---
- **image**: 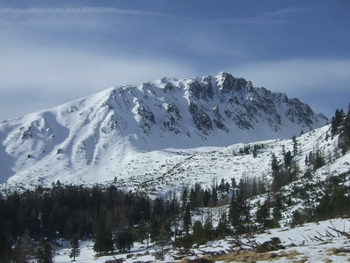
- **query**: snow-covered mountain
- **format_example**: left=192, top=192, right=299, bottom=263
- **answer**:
left=0, top=72, right=327, bottom=186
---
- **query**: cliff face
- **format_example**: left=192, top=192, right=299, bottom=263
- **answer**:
left=97, top=72, right=327, bottom=146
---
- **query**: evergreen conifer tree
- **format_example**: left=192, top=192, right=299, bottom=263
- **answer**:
left=292, top=136, right=298, bottom=156
left=0, top=230, right=12, bottom=263
left=69, top=235, right=80, bottom=261
left=36, top=240, right=54, bottom=263
left=229, top=190, right=244, bottom=234
left=93, top=209, right=114, bottom=255
left=203, top=215, right=214, bottom=241
left=331, top=109, right=344, bottom=135
left=183, top=204, right=191, bottom=235
left=14, top=230, right=32, bottom=263
left=210, top=187, right=218, bottom=207
left=156, top=222, right=170, bottom=252
left=181, top=188, right=188, bottom=211
left=216, top=213, right=230, bottom=237
left=115, top=230, right=134, bottom=253
left=192, top=220, right=205, bottom=244
left=284, top=151, right=293, bottom=168
left=256, top=201, right=271, bottom=229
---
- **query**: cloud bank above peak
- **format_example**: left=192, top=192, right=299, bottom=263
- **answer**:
left=0, top=42, right=198, bottom=119
left=230, top=58, right=350, bottom=117
left=0, top=1, right=349, bottom=120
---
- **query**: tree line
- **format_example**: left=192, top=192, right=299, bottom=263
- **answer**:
left=0, top=174, right=272, bottom=262
left=0, top=184, right=151, bottom=261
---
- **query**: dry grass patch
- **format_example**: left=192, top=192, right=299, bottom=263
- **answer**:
left=178, top=248, right=302, bottom=262
left=214, top=249, right=300, bottom=262
left=279, top=250, right=299, bottom=260
left=179, top=257, right=215, bottom=263
left=292, top=257, right=308, bottom=263
left=327, top=247, right=350, bottom=256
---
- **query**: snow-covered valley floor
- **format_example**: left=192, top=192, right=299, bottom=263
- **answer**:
left=54, top=218, right=350, bottom=263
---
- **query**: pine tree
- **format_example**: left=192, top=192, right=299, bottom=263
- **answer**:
left=134, top=222, right=148, bottom=244
left=253, top=144, right=259, bottom=158
left=314, top=148, right=325, bottom=171
left=271, top=194, right=283, bottom=226
left=14, top=230, right=33, bottom=263
left=93, top=208, right=114, bottom=255
left=0, top=229, right=12, bottom=263
left=156, top=222, right=170, bottom=252
left=229, top=187, right=245, bottom=234
left=272, top=206, right=282, bottom=227
left=115, top=230, right=134, bottom=253
left=192, top=220, right=205, bottom=244
left=231, top=177, right=237, bottom=188
left=271, top=154, right=278, bottom=171
left=210, top=186, right=218, bottom=207
left=203, top=215, right=214, bottom=241
left=284, top=151, right=292, bottom=168
left=69, top=235, right=80, bottom=261
left=189, top=187, right=197, bottom=208
left=183, top=204, right=191, bottom=235
left=36, top=240, right=54, bottom=263
left=251, top=177, right=258, bottom=196
left=152, top=198, right=164, bottom=218
left=149, top=216, right=161, bottom=242
left=331, top=109, right=344, bottom=135
left=203, top=189, right=210, bottom=207
left=339, top=109, right=350, bottom=153
left=256, top=201, right=271, bottom=229
left=181, top=188, right=188, bottom=211
left=292, top=135, right=298, bottom=156
left=216, top=212, right=230, bottom=237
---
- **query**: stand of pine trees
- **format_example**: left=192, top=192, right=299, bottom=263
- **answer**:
left=0, top=178, right=242, bottom=260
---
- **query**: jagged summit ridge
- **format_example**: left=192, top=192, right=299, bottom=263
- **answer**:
left=0, top=72, right=327, bottom=184
left=100, top=72, right=326, bottom=141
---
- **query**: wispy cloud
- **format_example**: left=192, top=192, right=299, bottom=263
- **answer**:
left=230, top=58, right=350, bottom=91
left=0, top=6, right=306, bottom=27
left=0, top=7, right=175, bottom=17
left=0, top=7, right=177, bottom=26
left=200, top=7, right=307, bottom=25
left=0, top=42, right=198, bottom=120
left=264, top=7, right=306, bottom=17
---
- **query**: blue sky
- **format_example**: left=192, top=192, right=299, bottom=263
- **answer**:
left=0, top=0, right=349, bottom=120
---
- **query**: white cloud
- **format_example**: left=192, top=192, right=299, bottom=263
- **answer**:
left=0, top=6, right=193, bottom=120
left=229, top=58, right=350, bottom=93
left=200, top=7, right=307, bottom=25
left=0, top=7, right=177, bottom=26
left=7, top=49, right=194, bottom=88
left=264, top=7, right=306, bottom=17
left=0, top=7, right=175, bottom=17
left=0, top=44, right=197, bottom=120
left=227, top=58, right=350, bottom=117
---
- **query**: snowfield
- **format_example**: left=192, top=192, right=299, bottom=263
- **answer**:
left=0, top=73, right=327, bottom=188
left=1, top=123, right=349, bottom=203
left=53, top=218, right=350, bottom=263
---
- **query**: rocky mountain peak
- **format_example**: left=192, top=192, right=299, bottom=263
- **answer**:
left=0, top=73, right=328, bottom=184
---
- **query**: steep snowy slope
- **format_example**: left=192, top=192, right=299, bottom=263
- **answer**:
left=0, top=72, right=327, bottom=186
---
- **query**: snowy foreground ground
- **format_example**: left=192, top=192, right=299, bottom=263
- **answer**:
left=55, top=218, right=350, bottom=263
